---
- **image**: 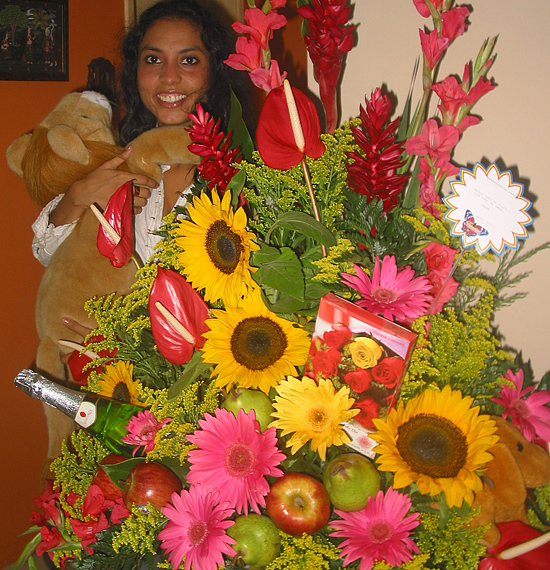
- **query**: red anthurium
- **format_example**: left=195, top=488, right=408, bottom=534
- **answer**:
left=478, top=522, right=550, bottom=570
left=96, top=180, right=133, bottom=268
left=67, top=334, right=117, bottom=386
left=149, top=267, right=210, bottom=365
left=256, top=83, right=325, bottom=170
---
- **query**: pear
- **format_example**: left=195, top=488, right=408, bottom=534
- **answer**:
left=227, top=514, right=281, bottom=570
left=221, top=387, right=275, bottom=431
left=323, top=452, right=381, bottom=511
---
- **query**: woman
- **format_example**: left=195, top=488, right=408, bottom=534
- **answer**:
left=32, top=0, right=243, bottom=267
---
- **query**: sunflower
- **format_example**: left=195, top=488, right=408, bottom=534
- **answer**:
left=371, top=385, right=499, bottom=508
left=271, top=376, right=359, bottom=461
left=201, top=293, right=310, bottom=394
left=97, top=361, right=146, bottom=407
left=175, top=189, right=259, bottom=306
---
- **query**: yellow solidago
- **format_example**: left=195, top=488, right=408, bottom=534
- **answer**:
left=373, top=552, right=431, bottom=570
left=415, top=509, right=488, bottom=570
left=311, top=238, right=355, bottom=283
left=266, top=532, right=341, bottom=570
left=528, top=481, right=550, bottom=531
left=137, top=381, right=220, bottom=464
left=112, top=504, right=167, bottom=555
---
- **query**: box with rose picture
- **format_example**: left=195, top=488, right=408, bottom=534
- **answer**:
left=306, top=293, right=418, bottom=457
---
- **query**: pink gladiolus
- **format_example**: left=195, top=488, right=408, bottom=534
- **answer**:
left=224, top=35, right=262, bottom=71
left=441, top=6, right=470, bottom=41
left=492, top=369, right=550, bottom=443
left=468, top=75, right=495, bottom=105
left=405, top=119, right=459, bottom=165
left=420, top=29, right=449, bottom=70
left=232, top=8, right=286, bottom=50
left=256, top=84, right=325, bottom=169
left=149, top=267, right=210, bottom=365
left=413, top=0, right=443, bottom=18
left=249, top=58, right=286, bottom=92
left=97, top=180, right=133, bottom=268
left=432, top=75, right=470, bottom=121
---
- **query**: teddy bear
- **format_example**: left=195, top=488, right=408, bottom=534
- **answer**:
left=471, top=415, right=550, bottom=546
left=7, top=90, right=199, bottom=459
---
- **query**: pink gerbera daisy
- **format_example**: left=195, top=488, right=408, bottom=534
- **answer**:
left=342, top=256, right=431, bottom=324
left=492, top=369, right=550, bottom=442
left=330, top=487, right=420, bottom=570
left=159, top=484, right=235, bottom=570
left=122, top=410, right=171, bottom=456
left=187, top=408, right=285, bottom=514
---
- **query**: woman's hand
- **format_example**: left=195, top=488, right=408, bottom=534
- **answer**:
left=49, top=147, right=158, bottom=226
left=59, top=317, right=93, bottom=364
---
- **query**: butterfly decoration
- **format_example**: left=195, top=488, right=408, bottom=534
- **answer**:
left=462, top=210, right=489, bottom=238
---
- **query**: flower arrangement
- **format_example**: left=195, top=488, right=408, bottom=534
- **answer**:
left=17, top=1, right=550, bottom=570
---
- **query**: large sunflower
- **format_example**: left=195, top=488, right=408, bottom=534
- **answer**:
left=371, top=385, right=499, bottom=508
left=201, top=293, right=310, bottom=394
left=97, top=361, right=146, bottom=407
left=271, top=376, right=359, bottom=461
left=175, top=189, right=259, bottom=306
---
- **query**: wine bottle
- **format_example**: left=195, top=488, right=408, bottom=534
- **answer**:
left=15, top=368, right=144, bottom=456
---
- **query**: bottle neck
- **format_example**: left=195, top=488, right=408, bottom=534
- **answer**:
left=14, top=369, right=84, bottom=419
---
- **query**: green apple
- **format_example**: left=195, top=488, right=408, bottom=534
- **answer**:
left=323, top=452, right=381, bottom=511
left=227, top=514, right=281, bottom=570
left=221, top=387, right=275, bottom=431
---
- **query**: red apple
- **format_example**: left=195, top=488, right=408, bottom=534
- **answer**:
left=91, top=453, right=127, bottom=501
left=122, top=462, right=182, bottom=513
left=265, top=472, right=331, bottom=535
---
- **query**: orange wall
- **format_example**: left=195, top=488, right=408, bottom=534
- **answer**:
left=0, top=0, right=125, bottom=565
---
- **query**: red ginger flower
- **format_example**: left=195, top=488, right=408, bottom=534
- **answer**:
left=346, top=89, right=409, bottom=214
left=298, top=0, right=355, bottom=133
left=187, top=104, right=241, bottom=193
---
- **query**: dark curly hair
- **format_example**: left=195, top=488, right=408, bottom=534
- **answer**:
left=118, top=0, right=244, bottom=146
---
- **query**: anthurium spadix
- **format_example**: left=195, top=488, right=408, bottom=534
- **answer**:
left=95, top=180, right=133, bottom=268
left=256, top=80, right=325, bottom=170
left=149, top=267, right=210, bottom=365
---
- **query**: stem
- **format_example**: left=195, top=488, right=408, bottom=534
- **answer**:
left=301, top=158, right=327, bottom=257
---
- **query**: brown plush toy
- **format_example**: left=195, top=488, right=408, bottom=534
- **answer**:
left=471, top=415, right=550, bottom=546
left=6, top=91, right=199, bottom=459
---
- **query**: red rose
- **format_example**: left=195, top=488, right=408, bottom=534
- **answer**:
left=371, top=357, right=405, bottom=389
left=423, top=242, right=457, bottom=275
left=311, top=347, right=341, bottom=377
left=353, top=398, right=381, bottom=430
left=344, top=368, right=373, bottom=394
left=323, top=323, right=352, bottom=350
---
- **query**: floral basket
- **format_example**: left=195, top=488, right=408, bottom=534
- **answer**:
left=17, top=1, right=550, bottom=570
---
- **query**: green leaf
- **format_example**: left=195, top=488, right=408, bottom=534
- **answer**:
left=14, top=533, right=42, bottom=569
left=251, top=242, right=286, bottom=265
left=402, top=158, right=421, bottom=209
left=265, top=211, right=337, bottom=246
left=227, top=168, right=246, bottom=210
left=168, top=350, right=212, bottom=399
left=228, top=89, right=254, bottom=161
left=103, top=457, right=144, bottom=489
left=253, top=247, right=305, bottom=302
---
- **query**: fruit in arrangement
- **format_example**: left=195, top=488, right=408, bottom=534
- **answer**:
left=122, top=462, right=182, bottom=512
left=323, top=452, right=381, bottom=511
left=227, top=513, right=281, bottom=570
left=91, top=453, right=127, bottom=501
left=265, top=472, right=331, bottom=535
left=221, top=387, right=275, bottom=432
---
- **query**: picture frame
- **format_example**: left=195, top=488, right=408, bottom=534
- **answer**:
left=0, top=0, right=68, bottom=81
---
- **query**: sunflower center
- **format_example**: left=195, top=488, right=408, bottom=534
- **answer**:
left=372, top=286, right=398, bottom=304
left=224, top=441, right=257, bottom=478
left=111, top=382, right=131, bottom=402
left=205, top=219, right=243, bottom=274
left=366, top=519, right=393, bottom=544
left=188, top=520, right=209, bottom=546
left=396, top=413, right=467, bottom=478
left=230, top=316, right=288, bottom=371
left=306, top=407, right=332, bottom=432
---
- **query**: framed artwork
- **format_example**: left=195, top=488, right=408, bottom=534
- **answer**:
left=0, top=0, right=68, bottom=81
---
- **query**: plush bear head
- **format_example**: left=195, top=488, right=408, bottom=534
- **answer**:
left=6, top=91, right=121, bottom=207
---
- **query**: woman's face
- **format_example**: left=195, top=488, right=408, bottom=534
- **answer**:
left=137, top=18, right=210, bottom=127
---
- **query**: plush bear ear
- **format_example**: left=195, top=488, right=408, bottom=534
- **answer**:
left=6, top=133, right=32, bottom=177
left=47, top=124, right=90, bottom=164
